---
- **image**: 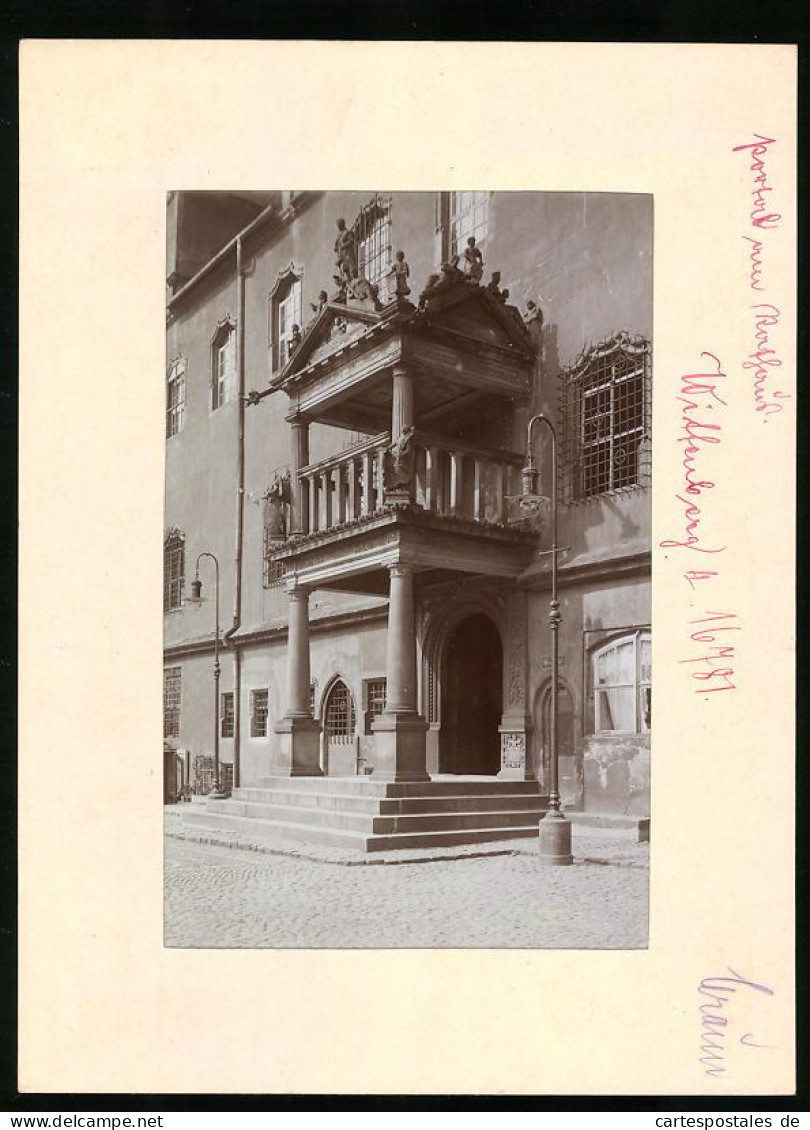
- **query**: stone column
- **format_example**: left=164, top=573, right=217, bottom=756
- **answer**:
left=372, top=563, right=429, bottom=782
left=498, top=586, right=534, bottom=781
left=290, top=419, right=309, bottom=536
left=274, top=582, right=322, bottom=776
left=386, top=363, right=415, bottom=505
left=391, top=364, right=414, bottom=438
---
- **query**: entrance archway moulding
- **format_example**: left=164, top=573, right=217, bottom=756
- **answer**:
left=420, top=588, right=507, bottom=730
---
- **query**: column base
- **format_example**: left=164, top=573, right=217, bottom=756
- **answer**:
left=273, top=716, right=323, bottom=777
left=371, top=713, right=430, bottom=782
left=538, top=810, right=574, bottom=866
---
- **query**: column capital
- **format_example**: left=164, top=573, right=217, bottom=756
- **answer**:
left=290, top=416, right=309, bottom=432
left=391, top=362, right=410, bottom=378
left=285, top=579, right=311, bottom=600
left=388, top=562, right=415, bottom=580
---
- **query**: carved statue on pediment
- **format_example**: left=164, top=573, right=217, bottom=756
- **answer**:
left=461, top=236, right=484, bottom=283
left=485, top=271, right=505, bottom=301
left=310, top=290, right=329, bottom=318
left=385, top=425, right=415, bottom=492
left=346, top=275, right=379, bottom=306
left=418, top=260, right=465, bottom=310
left=387, top=250, right=411, bottom=300
left=524, top=299, right=544, bottom=331
left=334, top=218, right=358, bottom=284
left=289, top=324, right=302, bottom=353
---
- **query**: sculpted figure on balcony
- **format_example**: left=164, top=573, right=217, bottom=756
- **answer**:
left=386, top=425, right=415, bottom=492
left=264, top=473, right=288, bottom=540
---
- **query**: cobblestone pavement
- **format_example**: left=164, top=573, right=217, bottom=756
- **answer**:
left=164, top=827, right=649, bottom=950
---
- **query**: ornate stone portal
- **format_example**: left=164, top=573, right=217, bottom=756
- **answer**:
left=264, top=265, right=539, bottom=782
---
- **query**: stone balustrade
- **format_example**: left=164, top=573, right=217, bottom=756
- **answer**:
left=294, top=430, right=522, bottom=537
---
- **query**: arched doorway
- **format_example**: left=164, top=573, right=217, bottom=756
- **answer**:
left=533, top=681, right=579, bottom=803
left=440, top=613, right=502, bottom=775
left=323, top=678, right=358, bottom=776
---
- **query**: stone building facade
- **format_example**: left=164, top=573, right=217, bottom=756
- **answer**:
left=163, top=190, right=652, bottom=819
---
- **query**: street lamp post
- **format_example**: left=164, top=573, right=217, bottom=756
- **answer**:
left=522, top=414, right=573, bottom=866
left=189, top=552, right=228, bottom=799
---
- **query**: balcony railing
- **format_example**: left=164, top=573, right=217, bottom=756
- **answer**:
left=295, top=431, right=523, bottom=537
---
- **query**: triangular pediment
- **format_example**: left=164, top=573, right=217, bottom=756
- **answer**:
left=418, top=282, right=536, bottom=355
left=274, top=303, right=383, bottom=385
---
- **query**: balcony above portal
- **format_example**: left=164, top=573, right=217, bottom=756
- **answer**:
left=270, top=271, right=538, bottom=433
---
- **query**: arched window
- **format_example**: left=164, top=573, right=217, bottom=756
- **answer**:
left=163, top=529, right=185, bottom=612
left=211, top=319, right=236, bottom=410
left=592, top=631, right=651, bottom=734
left=324, top=679, right=356, bottom=743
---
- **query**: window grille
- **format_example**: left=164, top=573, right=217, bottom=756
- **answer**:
left=192, top=756, right=233, bottom=794
left=356, top=198, right=392, bottom=288
left=324, top=680, right=356, bottom=742
left=163, top=530, right=185, bottom=612
left=363, top=677, right=386, bottom=734
left=221, top=692, right=235, bottom=738
left=250, top=689, right=269, bottom=738
left=592, top=630, right=651, bottom=734
left=166, top=358, right=186, bottom=438
left=163, top=667, right=181, bottom=737
left=560, top=333, right=651, bottom=503
left=449, top=191, right=489, bottom=259
left=211, top=324, right=236, bottom=409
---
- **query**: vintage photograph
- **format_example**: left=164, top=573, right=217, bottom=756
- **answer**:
left=163, top=189, right=653, bottom=949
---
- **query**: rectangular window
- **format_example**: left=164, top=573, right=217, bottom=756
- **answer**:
left=163, top=533, right=185, bottom=612
left=166, top=358, right=186, bottom=438
left=363, top=677, right=387, bottom=735
left=449, top=191, right=489, bottom=259
left=163, top=667, right=181, bottom=738
left=276, top=278, right=302, bottom=369
left=212, top=328, right=236, bottom=409
left=221, top=692, right=235, bottom=738
left=250, top=689, right=269, bottom=738
left=562, top=334, right=651, bottom=502
left=359, top=213, right=392, bottom=288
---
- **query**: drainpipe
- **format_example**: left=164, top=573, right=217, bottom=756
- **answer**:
left=223, top=235, right=246, bottom=789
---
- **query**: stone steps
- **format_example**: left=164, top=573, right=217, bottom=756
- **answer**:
left=232, top=785, right=549, bottom=816
left=255, top=775, right=544, bottom=798
left=205, top=796, right=546, bottom=835
left=183, top=775, right=551, bottom=852
left=184, top=809, right=539, bottom=853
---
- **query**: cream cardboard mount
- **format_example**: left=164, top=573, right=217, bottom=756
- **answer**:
left=17, top=41, right=796, bottom=1095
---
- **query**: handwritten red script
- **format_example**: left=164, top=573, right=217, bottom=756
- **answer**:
left=732, top=134, right=789, bottom=417
left=660, top=352, right=738, bottom=695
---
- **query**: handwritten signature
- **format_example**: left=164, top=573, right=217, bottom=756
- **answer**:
left=699, top=967, right=775, bottom=1076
